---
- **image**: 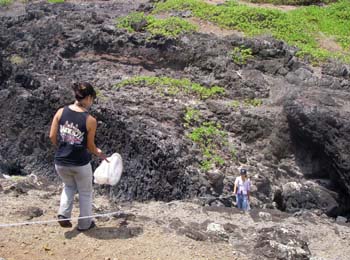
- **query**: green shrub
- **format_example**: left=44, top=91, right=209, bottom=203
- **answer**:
left=229, top=98, right=263, bottom=108
left=116, top=76, right=225, bottom=99
left=245, top=0, right=335, bottom=5
left=0, top=0, right=13, bottom=6
left=244, top=98, right=263, bottom=107
left=116, top=12, right=149, bottom=32
left=231, top=46, right=254, bottom=64
left=147, top=16, right=198, bottom=38
left=47, top=0, right=65, bottom=3
left=116, top=12, right=198, bottom=38
left=184, top=112, right=237, bottom=171
left=184, top=107, right=201, bottom=127
left=154, top=0, right=350, bottom=63
left=188, top=122, right=227, bottom=171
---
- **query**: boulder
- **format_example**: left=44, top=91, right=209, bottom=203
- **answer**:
left=279, top=181, right=338, bottom=215
left=254, top=226, right=311, bottom=260
left=284, top=89, right=350, bottom=213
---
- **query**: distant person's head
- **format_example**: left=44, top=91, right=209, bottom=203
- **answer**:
left=240, top=168, right=247, bottom=179
left=72, top=82, right=96, bottom=109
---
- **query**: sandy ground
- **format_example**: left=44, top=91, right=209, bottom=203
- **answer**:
left=2, top=176, right=350, bottom=260
left=0, top=177, right=238, bottom=260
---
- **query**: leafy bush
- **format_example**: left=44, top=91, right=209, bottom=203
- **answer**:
left=184, top=107, right=201, bottom=127
left=188, top=122, right=227, bottom=171
left=244, top=98, right=263, bottom=107
left=0, top=0, right=13, bottom=6
left=154, top=0, right=350, bottom=63
left=116, top=12, right=149, bottom=32
left=116, top=76, right=225, bottom=99
left=48, top=0, right=65, bottom=3
left=231, top=46, right=254, bottom=64
left=147, top=16, right=198, bottom=38
left=245, top=0, right=336, bottom=5
left=183, top=109, right=236, bottom=172
left=116, top=12, right=198, bottom=38
left=230, top=98, right=263, bottom=107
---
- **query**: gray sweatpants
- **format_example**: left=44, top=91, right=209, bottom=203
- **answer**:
left=55, top=163, right=93, bottom=230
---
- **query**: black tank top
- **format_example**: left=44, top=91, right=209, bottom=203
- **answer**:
left=55, top=106, right=91, bottom=166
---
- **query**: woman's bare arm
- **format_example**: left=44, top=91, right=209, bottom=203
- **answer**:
left=49, top=108, right=63, bottom=146
left=86, top=115, right=108, bottom=161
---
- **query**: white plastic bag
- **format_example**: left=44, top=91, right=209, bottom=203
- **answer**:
left=93, top=153, right=123, bottom=185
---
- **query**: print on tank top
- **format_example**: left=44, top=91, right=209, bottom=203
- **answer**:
left=60, top=121, right=84, bottom=145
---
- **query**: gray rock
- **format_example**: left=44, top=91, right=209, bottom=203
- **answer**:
left=279, top=181, right=338, bottom=215
left=258, top=212, right=272, bottom=221
left=336, top=216, right=347, bottom=224
left=254, top=226, right=311, bottom=260
left=206, top=223, right=225, bottom=233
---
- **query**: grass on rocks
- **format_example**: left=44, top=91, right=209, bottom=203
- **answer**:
left=244, top=0, right=335, bottom=5
left=0, top=0, right=12, bottom=6
left=153, top=0, right=350, bottom=63
left=116, top=76, right=225, bottom=99
left=47, top=0, right=65, bottom=3
left=184, top=107, right=236, bottom=171
left=116, top=12, right=198, bottom=38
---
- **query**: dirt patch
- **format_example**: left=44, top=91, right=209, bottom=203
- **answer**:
left=317, top=32, right=343, bottom=53
left=204, top=0, right=226, bottom=4
left=0, top=177, right=238, bottom=260
left=204, top=0, right=299, bottom=11
left=238, top=0, right=299, bottom=11
left=187, top=17, right=244, bottom=37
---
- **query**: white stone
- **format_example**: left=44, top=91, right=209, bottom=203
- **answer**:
left=206, top=223, right=225, bottom=233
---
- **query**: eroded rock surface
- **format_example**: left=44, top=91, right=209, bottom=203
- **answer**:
left=0, top=1, right=349, bottom=219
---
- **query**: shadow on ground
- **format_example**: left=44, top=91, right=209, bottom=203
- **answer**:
left=64, top=225, right=143, bottom=240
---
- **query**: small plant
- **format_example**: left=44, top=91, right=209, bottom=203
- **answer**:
left=47, top=0, right=64, bottom=3
left=116, top=12, right=198, bottom=38
left=229, top=99, right=263, bottom=108
left=0, top=0, right=13, bottom=6
left=183, top=107, right=238, bottom=171
left=147, top=16, right=198, bottom=38
left=231, top=46, right=254, bottom=65
left=184, top=107, right=201, bottom=127
left=153, top=0, right=350, bottom=63
left=116, top=76, right=225, bottom=99
left=10, top=55, right=24, bottom=65
left=116, top=12, right=148, bottom=32
left=230, top=100, right=240, bottom=108
left=187, top=121, right=231, bottom=171
left=244, top=98, right=263, bottom=107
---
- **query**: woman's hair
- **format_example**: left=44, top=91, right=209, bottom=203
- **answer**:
left=72, top=82, right=96, bottom=101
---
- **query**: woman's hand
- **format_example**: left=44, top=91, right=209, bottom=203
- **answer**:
left=97, top=148, right=109, bottom=162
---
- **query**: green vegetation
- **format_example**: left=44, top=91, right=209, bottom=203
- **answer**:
left=231, top=46, right=254, bottom=65
left=189, top=121, right=227, bottom=171
left=116, top=12, right=198, bottom=38
left=245, top=0, right=335, bottom=5
left=116, top=76, right=225, bottom=99
left=153, top=0, right=350, bottom=63
left=47, top=0, right=65, bottom=3
left=184, top=107, right=201, bottom=127
left=244, top=98, right=263, bottom=107
left=184, top=108, right=236, bottom=171
left=0, top=0, right=12, bottom=6
left=230, top=98, right=263, bottom=108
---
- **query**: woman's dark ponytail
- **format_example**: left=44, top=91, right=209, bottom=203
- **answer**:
left=72, top=82, right=96, bottom=101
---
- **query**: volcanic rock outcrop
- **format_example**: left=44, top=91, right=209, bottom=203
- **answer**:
left=0, top=1, right=349, bottom=218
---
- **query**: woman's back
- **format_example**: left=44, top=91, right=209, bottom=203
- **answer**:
left=55, top=106, right=91, bottom=166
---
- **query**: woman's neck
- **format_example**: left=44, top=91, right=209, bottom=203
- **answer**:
left=74, top=101, right=88, bottom=111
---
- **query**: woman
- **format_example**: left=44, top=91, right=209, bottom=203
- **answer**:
left=49, top=82, right=107, bottom=231
left=233, top=168, right=251, bottom=211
